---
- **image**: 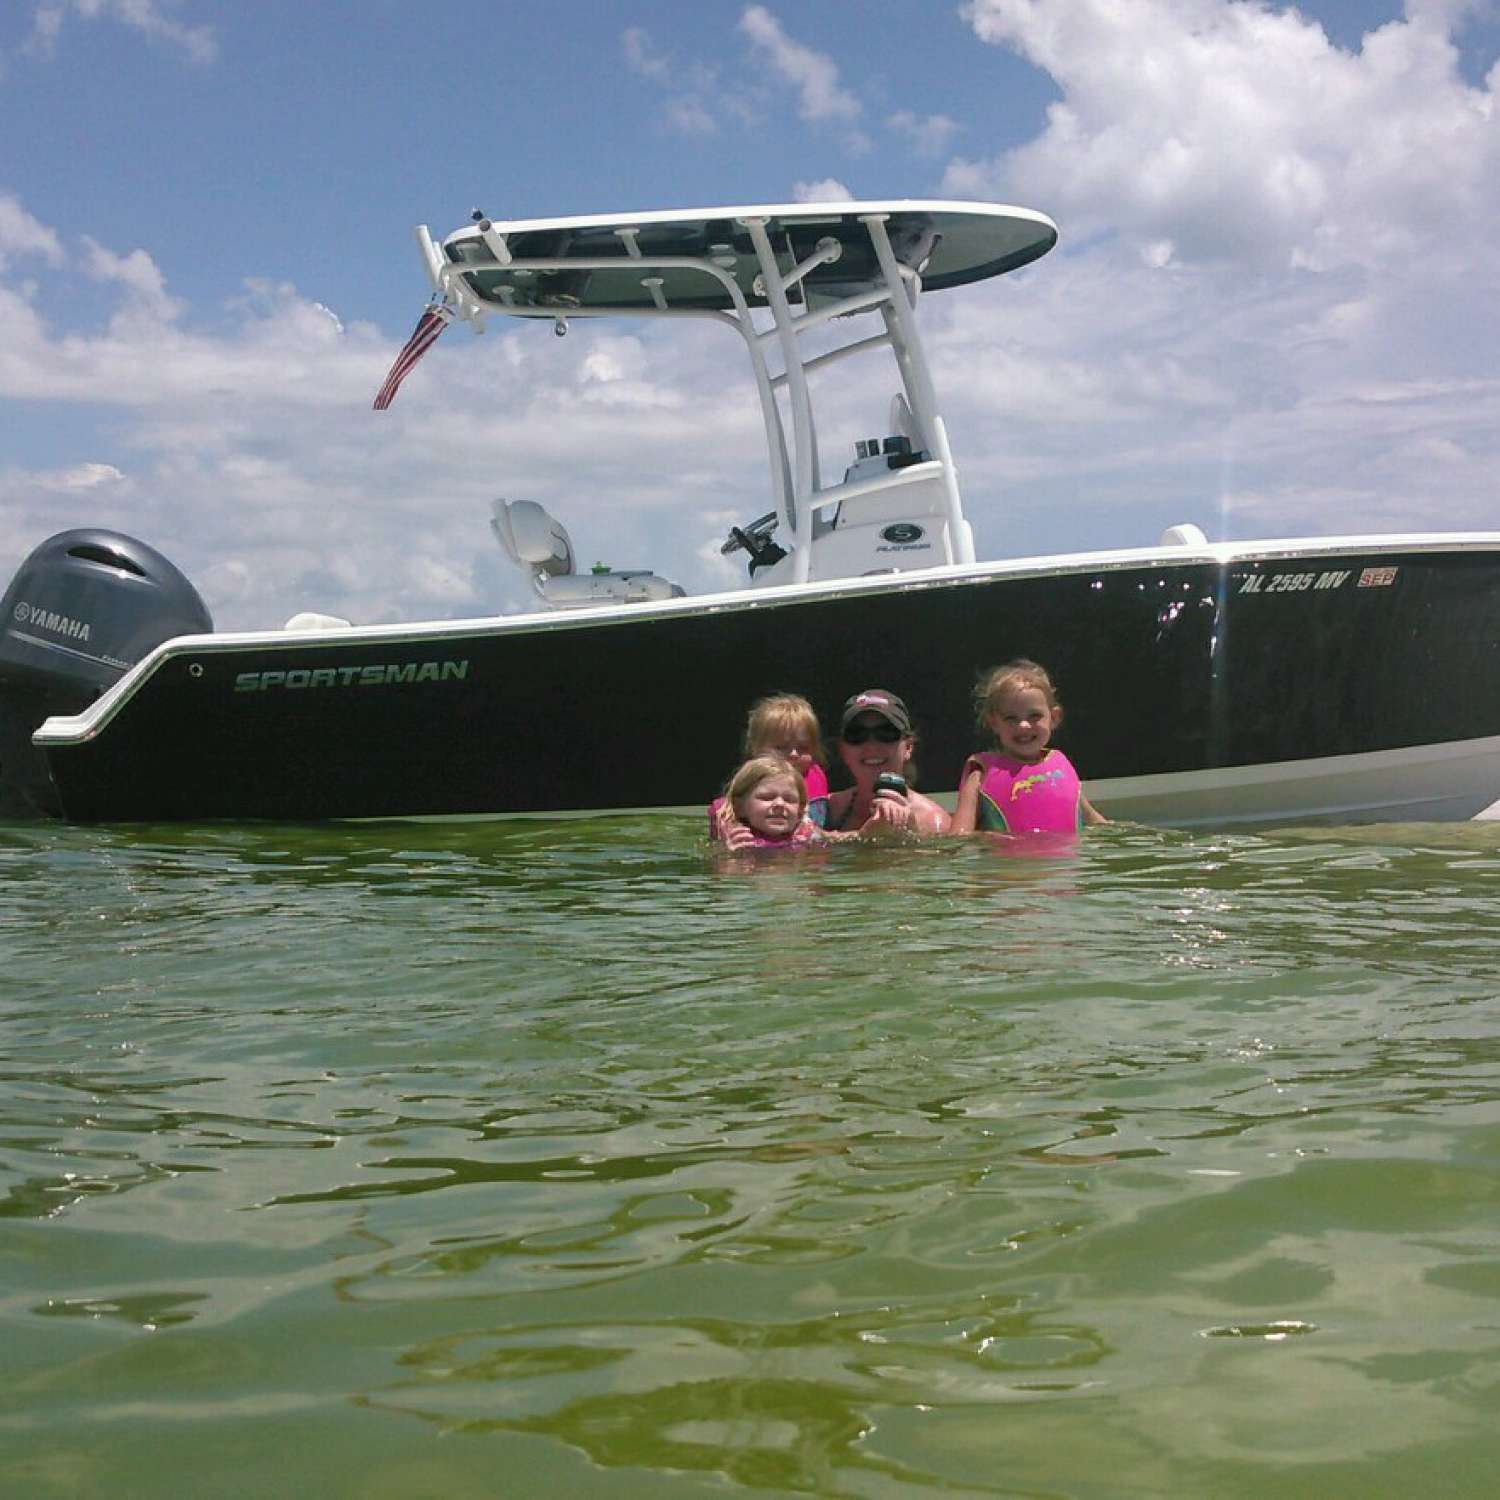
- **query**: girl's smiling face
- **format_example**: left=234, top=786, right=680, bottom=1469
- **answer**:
left=738, top=772, right=802, bottom=838
left=987, top=685, right=1057, bottom=763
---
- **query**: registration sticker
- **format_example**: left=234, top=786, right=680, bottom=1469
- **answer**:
left=1236, top=568, right=1351, bottom=594
left=1357, top=566, right=1399, bottom=587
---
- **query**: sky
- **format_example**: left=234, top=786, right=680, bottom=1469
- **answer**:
left=2, top=0, right=1499, bottom=629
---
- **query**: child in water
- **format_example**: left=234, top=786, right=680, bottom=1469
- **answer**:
left=951, top=660, right=1108, bottom=835
left=717, top=756, right=821, bottom=850
left=709, top=693, right=829, bottom=840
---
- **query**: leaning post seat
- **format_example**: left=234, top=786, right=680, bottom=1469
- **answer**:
left=1159, top=523, right=1209, bottom=547
left=284, top=611, right=353, bottom=631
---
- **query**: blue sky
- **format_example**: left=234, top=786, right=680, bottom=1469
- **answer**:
left=3, top=0, right=1499, bottom=627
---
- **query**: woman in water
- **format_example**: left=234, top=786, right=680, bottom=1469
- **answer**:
left=824, top=689, right=950, bottom=837
left=950, top=659, right=1107, bottom=835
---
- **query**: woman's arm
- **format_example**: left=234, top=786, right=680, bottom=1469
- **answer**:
left=950, top=765, right=983, bottom=834
left=910, top=789, right=950, bottom=835
left=856, top=786, right=949, bottom=837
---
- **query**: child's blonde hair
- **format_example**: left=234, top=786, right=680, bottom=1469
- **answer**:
left=743, top=693, right=826, bottom=766
left=724, top=754, right=808, bottom=821
left=976, top=659, right=1062, bottom=726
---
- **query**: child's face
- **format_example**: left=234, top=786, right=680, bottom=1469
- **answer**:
left=738, top=772, right=802, bottom=838
left=759, top=734, right=814, bottom=779
left=987, top=685, right=1057, bottom=762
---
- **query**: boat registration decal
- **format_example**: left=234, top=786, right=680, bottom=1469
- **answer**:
left=1357, top=566, right=1399, bottom=587
left=1236, top=569, right=1353, bottom=595
left=233, top=660, right=471, bottom=692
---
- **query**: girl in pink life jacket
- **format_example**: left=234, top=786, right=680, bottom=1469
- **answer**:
left=950, top=660, right=1108, bottom=836
left=717, top=756, right=822, bottom=850
left=709, top=693, right=829, bottom=841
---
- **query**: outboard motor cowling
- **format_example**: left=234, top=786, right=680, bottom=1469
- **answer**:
left=0, top=529, right=212, bottom=817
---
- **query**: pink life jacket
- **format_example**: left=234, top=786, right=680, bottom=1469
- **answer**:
left=967, top=749, right=1082, bottom=834
left=744, top=822, right=820, bottom=848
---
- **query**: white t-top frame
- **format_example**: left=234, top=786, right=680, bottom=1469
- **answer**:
left=416, top=201, right=1058, bottom=583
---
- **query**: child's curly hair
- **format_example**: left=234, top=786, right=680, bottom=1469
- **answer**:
left=975, top=659, right=1061, bottom=726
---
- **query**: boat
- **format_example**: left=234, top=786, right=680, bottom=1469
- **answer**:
left=4, top=197, right=1500, bottom=826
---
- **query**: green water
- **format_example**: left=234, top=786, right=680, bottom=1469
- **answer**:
left=3, top=818, right=1500, bottom=1498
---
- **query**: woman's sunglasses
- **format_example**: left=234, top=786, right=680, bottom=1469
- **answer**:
left=842, top=722, right=903, bottom=744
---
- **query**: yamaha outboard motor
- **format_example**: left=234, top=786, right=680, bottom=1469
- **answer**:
left=0, top=530, right=212, bottom=817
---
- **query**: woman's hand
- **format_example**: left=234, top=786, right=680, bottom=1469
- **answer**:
left=861, top=788, right=914, bottom=835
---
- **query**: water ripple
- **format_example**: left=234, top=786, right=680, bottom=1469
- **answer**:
left=4, top=818, right=1500, bottom=1492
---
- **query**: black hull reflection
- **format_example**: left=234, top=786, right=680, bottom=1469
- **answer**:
left=35, top=547, right=1500, bottom=825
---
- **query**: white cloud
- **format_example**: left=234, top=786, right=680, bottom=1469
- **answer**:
left=625, top=8, right=875, bottom=144
left=576, top=336, right=682, bottom=409
left=0, top=460, right=131, bottom=501
left=621, top=25, right=670, bottom=80
left=794, top=177, right=853, bottom=202
left=0, top=200, right=770, bottom=628
left=0, top=462, right=137, bottom=575
left=739, top=5, right=861, bottom=123
left=888, top=108, right=961, bottom=156
left=56, top=460, right=128, bottom=490
left=0, top=194, right=64, bottom=269
left=402, top=555, right=478, bottom=610
left=577, top=337, right=645, bottom=385
left=81, top=237, right=182, bottom=323
left=665, top=98, right=718, bottom=136
left=1405, top=0, right=1493, bottom=26
left=954, top=0, right=1500, bottom=273
left=230, top=281, right=346, bottom=345
left=910, top=0, right=1500, bottom=553
left=620, top=24, right=733, bottom=136
left=26, top=0, right=217, bottom=64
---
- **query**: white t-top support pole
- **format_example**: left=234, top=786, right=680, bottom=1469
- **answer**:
left=861, top=214, right=975, bottom=565
left=742, top=217, right=817, bottom=584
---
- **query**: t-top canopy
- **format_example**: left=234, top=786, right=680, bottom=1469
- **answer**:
left=436, top=199, right=1058, bottom=317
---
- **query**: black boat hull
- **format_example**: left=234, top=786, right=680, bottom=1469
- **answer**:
left=29, top=543, right=1500, bottom=825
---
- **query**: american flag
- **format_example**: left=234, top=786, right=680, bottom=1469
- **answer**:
left=372, top=304, right=453, bottom=410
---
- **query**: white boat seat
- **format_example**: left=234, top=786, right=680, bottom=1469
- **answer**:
left=284, top=611, right=353, bottom=630
left=1160, top=523, right=1208, bottom=547
left=492, top=498, right=574, bottom=577
left=492, top=498, right=682, bottom=609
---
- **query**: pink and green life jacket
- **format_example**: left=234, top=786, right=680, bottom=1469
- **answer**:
left=967, top=749, right=1082, bottom=834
